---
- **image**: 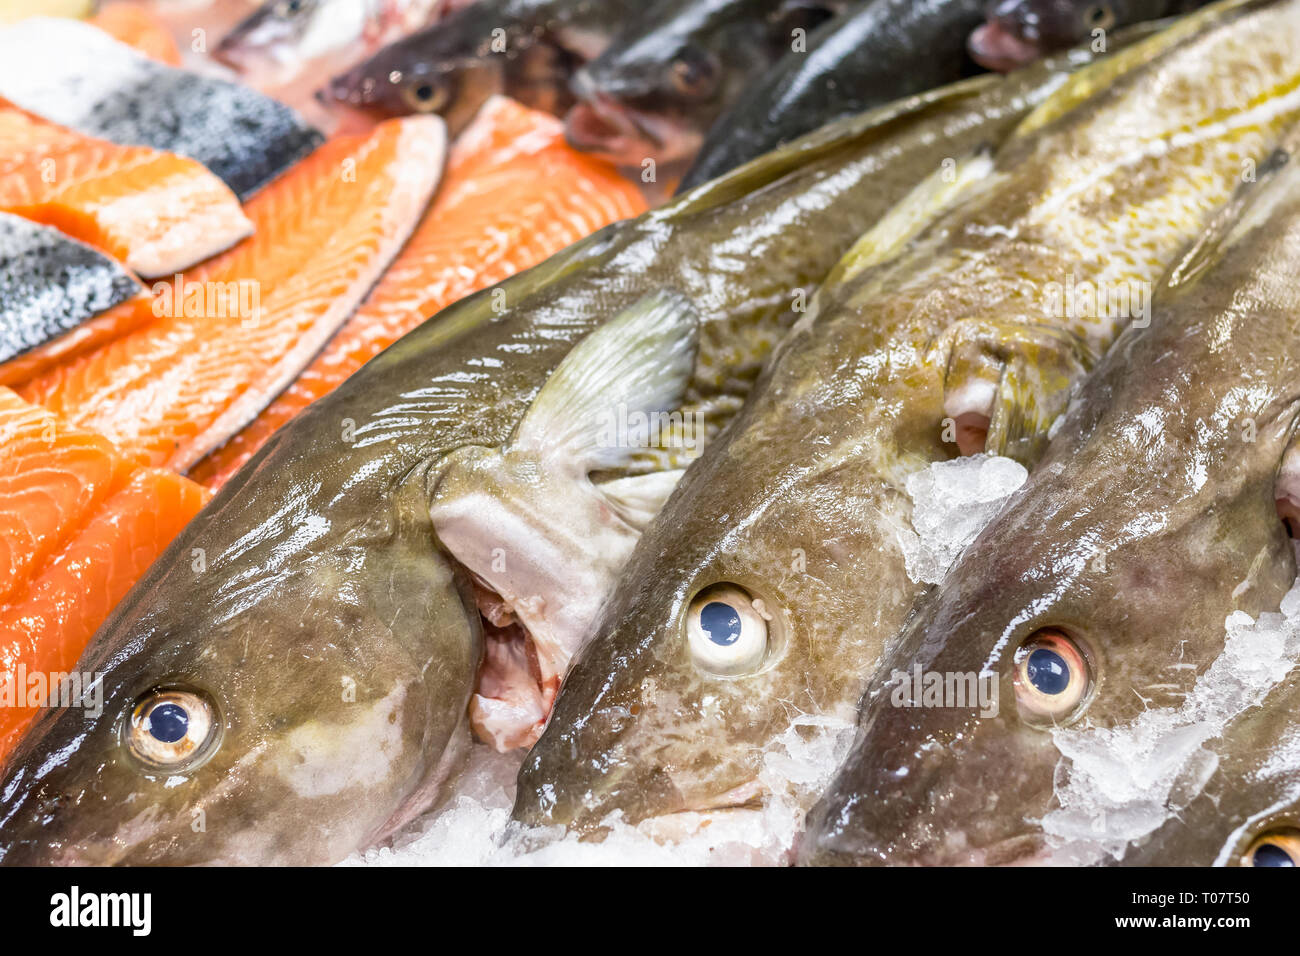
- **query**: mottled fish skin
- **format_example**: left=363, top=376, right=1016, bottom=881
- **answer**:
left=802, top=121, right=1300, bottom=867
left=564, top=0, right=847, bottom=167
left=323, top=0, right=639, bottom=135
left=0, top=213, right=142, bottom=366
left=0, top=18, right=323, bottom=201
left=513, top=0, right=1300, bottom=836
left=0, top=57, right=1065, bottom=865
left=678, top=0, right=986, bottom=191
left=969, top=0, right=1214, bottom=72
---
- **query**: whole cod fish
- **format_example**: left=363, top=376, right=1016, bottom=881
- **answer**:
left=0, top=57, right=1066, bottom=865
left=513, top=0, right=1300, bottom=838
left=322, top=0, right=639, bottom=134
left=803, top=146, right=1300, bottom=865
left=564, top=0, right=846, bottom=168
left=969, top=0, right=1214, bottom=71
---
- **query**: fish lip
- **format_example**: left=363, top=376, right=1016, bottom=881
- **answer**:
left=967, top=21, right=1042, bottom=72
left=564, top=94, right=665, bottom=161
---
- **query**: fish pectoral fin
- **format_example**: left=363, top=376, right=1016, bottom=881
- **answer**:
left=936, top=318, right=1095, bottom=464
left=595, top=469, right=686, bottom=531
left=509, top=289, right=700, bottom=474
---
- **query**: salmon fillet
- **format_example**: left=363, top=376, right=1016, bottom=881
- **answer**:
left=0, top=104, right=255, bottom=279
left=20, top=115, right=448, bottom=472
left=0, top=387, right=209, bottom=762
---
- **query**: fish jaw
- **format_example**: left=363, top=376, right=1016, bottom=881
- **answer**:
left=564, top=93, right=703, bottom=166
left=213, top=4, right=301, bottom=72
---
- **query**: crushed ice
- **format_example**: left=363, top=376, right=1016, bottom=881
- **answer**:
left=897, top=454, right=1028, bottom=585
left=1041, top=553, right=1300, bottom=864
left=347, top=713, right=854, bottom=867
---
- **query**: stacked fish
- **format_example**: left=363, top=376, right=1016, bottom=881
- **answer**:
left=0, top=0, right=1297, bottom=870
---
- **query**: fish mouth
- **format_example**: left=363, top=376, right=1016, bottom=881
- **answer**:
left=565, top=95, right=694, bottom=166
left=967, top=21, right=1042, bottom=72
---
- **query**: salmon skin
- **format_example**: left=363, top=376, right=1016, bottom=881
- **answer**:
left=0, top=387, right=209, bottom=764
left=0, top=105, right=255, bottom=279
left=193, top=95, right=646, bottom=488
left=0, top=213, right=143, bottom=366
left=20, top=115, right=448, bottom=472
left=0, top=17, right=324, bottom=200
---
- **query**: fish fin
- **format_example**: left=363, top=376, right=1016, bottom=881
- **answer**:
left=828, top=150, right=997, bottom=289
left=510, top=290, right=700, bottom=473
left=1012, top=0, right=1250, bottom=139
left=935, top=319, right=1095, bottom=464
left=596, top=469, right=686, bottom=531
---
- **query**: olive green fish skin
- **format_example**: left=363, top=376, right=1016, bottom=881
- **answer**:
left=803, top=143, right=1300, bottom=867
left=514, top=0, right=1300, bottom=835
left=0, top=61, right=1061, bottom=866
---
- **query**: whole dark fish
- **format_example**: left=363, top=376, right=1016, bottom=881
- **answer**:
left=0, top=214, right=142, bottom=366
left=323, top=0, right=638, bottom=135
left=801, top=128, right=1300, bottom=866
left=0, top=18, right=323, bottom=201
left=969, top=0, right=1214, bottom=71
left=513, top=0, right=1300, bottom=840
left=564, top=0, right=846, bottom=167
left=678, top=0, right=986, bottom=191
left=0, top=62, right=1053, bottom=865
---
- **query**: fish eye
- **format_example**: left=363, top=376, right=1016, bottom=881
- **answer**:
left=1082, top=3, right=1115, bottom=31
left=1244, top=828, right=1300, bottom=866
left=276, top=0, right=306, bottom=16
left=1012, top=628, right=1093, bottom=726
left=402, top=77, right=448, bottom=113
left=124, top=687, right=222, bottom=773
left=670, top=49, right=719, bottom=98
left=686, top=583, right=769, bottom=676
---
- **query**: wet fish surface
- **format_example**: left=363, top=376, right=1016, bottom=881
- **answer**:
left=0, top=17, right=324, bottom=200
left=802, top=119, right=1300, bottom=866
left=0, top=55, right=1079, bottom=865
left=969, top=0, right=1213, bottom=71
left=323, top=0, right=641, bottom=135
left=513, top=0, right=1300, bottom=838
left=678, top=0, right=986, bottom=190
left=564, top=0, right=848, bottom=167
